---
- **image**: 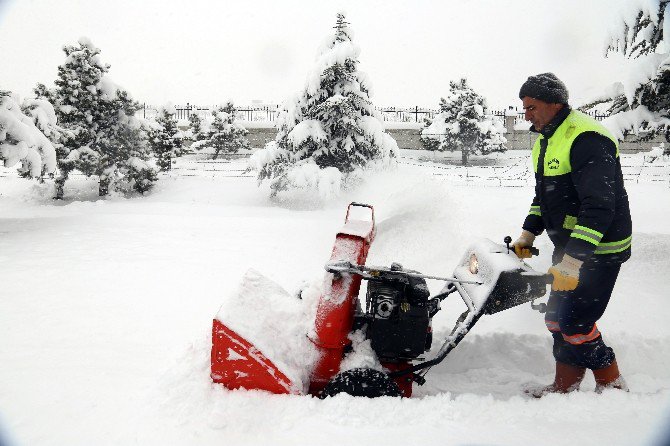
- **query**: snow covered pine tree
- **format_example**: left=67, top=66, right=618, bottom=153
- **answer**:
left=19, top=93, right=70, bottom=181
left=421, top=78, right=506, bottom=165
left=148, top=105, right=184, bottom=171
left=41, top=37, right=157, bottom=198
left=0, top=90, right=57, bottom=179
left=197, top=102, right=250, bottom=159
left=582, top=0, right=670, bottom=141
left=188, top=111, right=205, bottom=143
left=250, top=13, right=397, bottom=197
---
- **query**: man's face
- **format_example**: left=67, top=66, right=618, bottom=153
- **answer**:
left=522, top=97, right=564, bottom=131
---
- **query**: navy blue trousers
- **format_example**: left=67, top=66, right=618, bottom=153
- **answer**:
left=544, top=264, right=621, bottom=370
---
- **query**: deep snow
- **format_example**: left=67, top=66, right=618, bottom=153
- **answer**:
left=1, top=152, right=669, bottom=446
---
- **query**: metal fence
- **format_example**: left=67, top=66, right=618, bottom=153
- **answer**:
left=141, top=103, right=609, bottom=124
left=141, top=104, right=446, bottom=123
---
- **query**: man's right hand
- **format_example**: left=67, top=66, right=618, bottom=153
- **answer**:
left=512, top=230, right=536, bottom=259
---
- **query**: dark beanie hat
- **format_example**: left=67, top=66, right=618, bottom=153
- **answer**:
left=519, top=73, right=569, bottom=104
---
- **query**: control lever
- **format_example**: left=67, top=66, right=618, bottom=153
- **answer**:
left=504, top=235, right=539, bottom=257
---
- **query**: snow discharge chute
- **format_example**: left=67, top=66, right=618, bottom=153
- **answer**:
left=211, top=203, right=376, bottom=395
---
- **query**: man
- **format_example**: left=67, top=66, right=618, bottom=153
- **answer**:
left=513, top=73, right=632, bottom=396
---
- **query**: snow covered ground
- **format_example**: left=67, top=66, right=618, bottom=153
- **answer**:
left=1, top=152, right=669, bottom=446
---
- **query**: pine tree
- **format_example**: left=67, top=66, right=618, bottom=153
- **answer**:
left=249, top=13, right=397, bottom=197
left=148, top=106, right=184, bottom=171
left=188, top=112, right=205, bottom=142
left=199, top=102, right=250, bottom=159
left=582, top=1, right=670, bottom=141
left=46, top=37, right=156, bottom=198
left=21, top=94, right=70, bottom=168
left=421, top=78, right=506, bottom=165
left=32, top=84, right=71, bottom=183
left=0, top=90, right=57, bottom=179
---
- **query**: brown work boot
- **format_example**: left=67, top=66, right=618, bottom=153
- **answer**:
left=525, top=361, right=586, bottom=398
left=593, top=360, right=629, bottom=393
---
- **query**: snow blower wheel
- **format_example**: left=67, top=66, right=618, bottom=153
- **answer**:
left=320, top=368, right=403, bottom=398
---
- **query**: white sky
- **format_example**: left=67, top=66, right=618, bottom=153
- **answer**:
left=0, top=0, right=632, bottom=111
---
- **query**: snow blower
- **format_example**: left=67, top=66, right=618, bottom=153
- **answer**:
left=211, top=202, right=551, bottom=397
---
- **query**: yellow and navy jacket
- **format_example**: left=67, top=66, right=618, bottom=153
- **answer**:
left=523, top=107, right=632, bottom=265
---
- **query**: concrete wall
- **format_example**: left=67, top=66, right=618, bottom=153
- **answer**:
left=502, top=117, right=665, bottom=153
left=386, top=128, right=424, bottom=150
left=238, top=125, right=426, bottom=150
left=239, top=123, right=665, bottom=154
left=245, top=126, right=277, bottom=148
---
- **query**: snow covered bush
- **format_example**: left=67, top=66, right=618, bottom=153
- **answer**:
left=148, top=105, right=184, bottom=171
left=582, top=0, right=670, bottom=141
left=645, top=144, right=665, bottom=162
left=40, top=37, right=156, bottom=198
left=421, top=78, right=506, bottom=165
left=419, top=116, right=441, bottom=152
left=0, top=90, right=57, bottom=179
left=250, top=13, right=397, bottom=198
left=193, top=102, right=249, bottom=159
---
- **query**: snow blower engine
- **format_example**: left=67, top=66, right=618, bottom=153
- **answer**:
left=211, top=202, right=552, bottom=398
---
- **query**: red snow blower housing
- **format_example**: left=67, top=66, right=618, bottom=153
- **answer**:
left=211, top=202, right=551, bottom=398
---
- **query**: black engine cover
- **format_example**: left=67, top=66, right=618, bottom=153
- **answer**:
left=369, top=305, right=430, bottom=361
left=363, top=273, right=431, bottom=362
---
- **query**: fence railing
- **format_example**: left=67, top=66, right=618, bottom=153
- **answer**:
left=140, top=103, right=609, bottom=124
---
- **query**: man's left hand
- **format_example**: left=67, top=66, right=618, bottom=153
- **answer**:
left=548, top=255, right=583, bottom=291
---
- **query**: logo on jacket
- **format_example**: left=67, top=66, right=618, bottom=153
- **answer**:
left=548, top=158, right=560, bottom=170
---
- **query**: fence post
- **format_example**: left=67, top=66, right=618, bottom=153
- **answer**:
left=504, top=106, right=516, bottom=149
left=415, top=106, right=419, bottom=123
